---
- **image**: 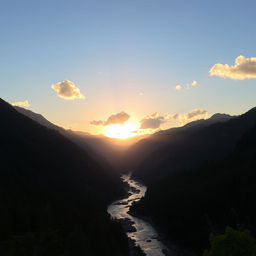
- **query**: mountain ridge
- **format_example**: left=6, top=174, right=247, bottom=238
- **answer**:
left=127, top=106, right=256, bottom=184
left=131, top=117, right=256, bottom=253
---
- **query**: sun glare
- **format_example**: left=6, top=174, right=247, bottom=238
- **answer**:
left=104, top=121, right=139, bottom=139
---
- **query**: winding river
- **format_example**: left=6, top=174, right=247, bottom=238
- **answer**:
left=108, top=174, right=176, bottom=256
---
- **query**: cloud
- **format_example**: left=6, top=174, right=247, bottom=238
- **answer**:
left=90, top=120, right=103, bottom=126
left=12, top=100, right=31, bottom=107
left=90, top=111, right=130, bottom=126
left=187, top=109, right=208, bottom=119
left=172, top=113, right=179, bottom=119
left=139, top=109, right=208, bottom=130
left=209, top=55, right=256, bottom=80
left=51, top=80, right=85, bottom=100
left=175, top=80, right=198, bottom=90
left=191, top=80, right=198, bottom=86
left=175, top=84, right=183, bottom=90
left=104, top=111, right=130, bottom=126
left=172, top=109, right=209, bottom=125
left=140, top=112, right=167, bottom=129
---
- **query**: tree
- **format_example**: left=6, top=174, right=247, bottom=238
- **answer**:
left=204, top=227, right=256, bottom=256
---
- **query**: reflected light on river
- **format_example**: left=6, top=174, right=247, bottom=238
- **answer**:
left=108, top=174, right=174, bottom=256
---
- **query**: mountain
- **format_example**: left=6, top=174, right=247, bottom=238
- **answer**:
left=0, top=99, right=128, bottom=256
left=131, top=107, right=256, bottom=254
left=125, top=111, right=256, bottom=184
left=14, top=106, right=64, bottom=132
left=158, top=113, right=234, bottom=135
left=14, top=106, right=116, bottom=169
left=67, top=131, right=149, bottom=171
left=15, top=106, right=146, bottom=172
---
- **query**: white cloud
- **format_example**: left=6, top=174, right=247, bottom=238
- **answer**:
left=209, top=55, right=256, bottom=80
left=12, top=100, right=31, bottom=107
left=51, top=80, right=85, bottom=100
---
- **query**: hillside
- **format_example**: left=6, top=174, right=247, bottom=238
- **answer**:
left=14, top=106, right=64, bottom=132
left=131, top=107, right=256, bottom=254
left=127, top=110, right=256, bottom=184
left=0, top=99, right=128, bottom=256
left=15, top=106, right=146, bottom=172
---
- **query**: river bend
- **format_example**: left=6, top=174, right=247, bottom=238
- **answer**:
left=108, top=174, right=173, bottom=256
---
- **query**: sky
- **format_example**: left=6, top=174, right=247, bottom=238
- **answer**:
left=1, top=0, right=256, bottom=135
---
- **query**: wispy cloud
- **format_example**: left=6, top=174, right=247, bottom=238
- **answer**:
left=209, top=55, right=256, bottom=80
left=51, top=80, right=85, bottom=100
left=172, top=109, right=209, bottom=125
left=90, top=120, right=104, bottom=126
left=175, top=80, right=198, bottom=90
left=90, top=111, right=130, bottom=126
left=12, top=100, right=31, bottom=107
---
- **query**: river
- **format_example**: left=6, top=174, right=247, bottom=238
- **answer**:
left=107, top=174, right=177, bottom=256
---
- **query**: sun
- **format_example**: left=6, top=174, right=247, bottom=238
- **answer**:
left=104, top=121, right=139, bottom=139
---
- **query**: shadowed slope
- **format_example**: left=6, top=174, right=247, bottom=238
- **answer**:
left=131, top=107, right=256, bottom=254
left=0, top=99, right=128, bottom=256
left=15, top=106, right=147, bottom=172
left=126, top=110, right=256, bottom=184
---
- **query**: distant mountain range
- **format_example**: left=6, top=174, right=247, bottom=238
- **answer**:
left=0, top=99, right=128, bottom=256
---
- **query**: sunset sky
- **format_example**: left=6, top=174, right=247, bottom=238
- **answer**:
left=1, top=0, right=256, bottom=136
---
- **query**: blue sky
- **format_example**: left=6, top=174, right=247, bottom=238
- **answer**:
left=1, top=0, right=256, bottom=133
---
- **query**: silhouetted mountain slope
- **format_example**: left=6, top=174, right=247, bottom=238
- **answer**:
left=15, top=106, right=145, bottom=171
left=65, top=131, right=129, bottom=171
left=131, top=108, right=256, bottom=254
left=14, top=106, right=64, bottom=132
left=14, top=106, right=107, bottom=162
left=0, top=99, right=128, bottom=256
left=127, top=110, right=256, bottom=184
left=67, top=131, right=149, bottom=171
left=159, top=113, right=234, bottom=135
left=125, top=115, right=234, bottom=176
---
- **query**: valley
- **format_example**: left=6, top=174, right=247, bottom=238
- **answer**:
left=3, top=2, right=256, bottom=255
left=2, top=99, right=256, bottom=255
